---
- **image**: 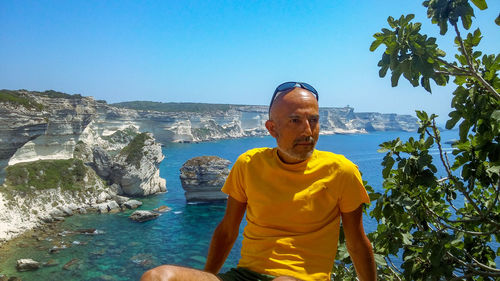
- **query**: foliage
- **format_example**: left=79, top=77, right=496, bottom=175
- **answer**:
left=112, top=100, right=234, bottom=113
left=355, top=0, right=499, bottom=280
left=0, top=89, right=44, bottom=110
left=119, top=132, right=152, bottom=168
left=35, top=89, right=83, bottom=99
left=4, top=159, right=87, bottom=192
left=102, top=126, right=138, bottom=144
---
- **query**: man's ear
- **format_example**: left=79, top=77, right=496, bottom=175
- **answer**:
left=265, top=120, right=277, bottom=138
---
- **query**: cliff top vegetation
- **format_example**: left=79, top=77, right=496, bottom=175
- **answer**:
left=4, top=159, right=87, bottom=192
left=0, top=89, right=44, bottom=110
left=0, top=89, right=86, bottom=110
left=120, top=133, right=152, bottom=168
left=112, top=101, right=235, bottom=113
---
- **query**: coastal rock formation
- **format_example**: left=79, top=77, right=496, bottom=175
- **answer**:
left=180, top=156, right=230, bottom=202
left=129, top=210, right=160, bottom=222
left=0, top=90, right=167, bottom=244
left=109, top=133, right=166, bottom=196
left=16, top=259, right=40, bottom=271
left=0, top=90, right=418, bottom=181
left=88, top=132, right=167, bottom=196
left=123, top=200, right=143, bottom=209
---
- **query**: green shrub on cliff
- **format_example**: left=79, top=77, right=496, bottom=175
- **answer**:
left=102, top=126, right=139, bottom=144
left=35, top=90, right=83, bottom=99
left=0, top=89, right=44, bottom=110
left=119, top=133, right=152, bottom=168
left=112, top=100, right=232, bottom=113
left=4, top=159, right=87, bottom=192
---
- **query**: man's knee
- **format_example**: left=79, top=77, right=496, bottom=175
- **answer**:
left=141, top=265, right=176, bottom=281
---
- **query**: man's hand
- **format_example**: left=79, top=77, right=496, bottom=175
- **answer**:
left=341, top=205, right=377, bottom=281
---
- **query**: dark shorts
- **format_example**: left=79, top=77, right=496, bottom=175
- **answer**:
left=217, top=267, right=276, bottom=281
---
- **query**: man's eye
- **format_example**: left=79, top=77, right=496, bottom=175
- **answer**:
left=291, top=119, right=300, bottom=123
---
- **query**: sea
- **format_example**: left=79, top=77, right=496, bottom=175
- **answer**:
left=0, top=130, right=462, bottom=280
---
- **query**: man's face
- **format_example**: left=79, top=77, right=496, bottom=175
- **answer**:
left=265, top=88, right=320, bottom=164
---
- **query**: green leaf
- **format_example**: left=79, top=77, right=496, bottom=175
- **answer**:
left=496, top=13, right=500, bottom=26
left=402, top=232, right=413, bottom=245
left=491, top=110, right=500, bottom=122
left=446, top=111, right=461, bottom=130
left=370, top=40, right=383, bottom=52
left=374, top=254, right=387, bottom=266
left=470, top=0, right=487, bottom=10
left=391, top=70, right=402, bottom=87
left=421, top=77, right=431, bottom=93
left=382, top=155, right=395, bottom=178
left=462, top=15, right=472, bottom=30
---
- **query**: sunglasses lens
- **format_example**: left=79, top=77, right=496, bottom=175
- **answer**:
left=275, top=82, right=297, bottom=93
left=301, top=83, right=317, bottom=95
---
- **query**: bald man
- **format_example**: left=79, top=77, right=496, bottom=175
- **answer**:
left=141, top=82, right=376, bottom=281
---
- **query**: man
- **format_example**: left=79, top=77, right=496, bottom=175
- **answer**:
left=141, top=82, right=377, bottom=281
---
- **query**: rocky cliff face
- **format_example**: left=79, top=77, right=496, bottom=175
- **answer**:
left=0, top=90, right=167, bottom=243
left=0, top=90, right=418, bottom=180
left=180, top=156, right=230, bottom=202
left=92, top=133, right=167, bottom=196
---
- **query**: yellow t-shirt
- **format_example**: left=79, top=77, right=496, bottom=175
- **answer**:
left=221, top=147, right=370, bottom=281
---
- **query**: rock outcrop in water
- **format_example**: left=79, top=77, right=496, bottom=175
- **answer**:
left=180, top=156, right=230, bottom=202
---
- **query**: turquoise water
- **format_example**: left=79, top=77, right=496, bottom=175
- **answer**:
left=0, top=131, right=460, bottom=280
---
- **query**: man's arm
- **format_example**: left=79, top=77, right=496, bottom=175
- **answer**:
left=341, top=205, right=377, bottom=281
left=204, top=196, right=246, bottom=274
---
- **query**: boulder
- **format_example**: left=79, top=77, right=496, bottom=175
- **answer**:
left=63, top=258, right=79, bottom=270
left=153, top=205, right=171, bottom=213
left=59, top=206, right=73, bottom=216
left=49, top=209, right=66, bottom=218
left=94, top=201, right=120, bottom=213
left=74, top=228, right=97, bottom=234
left=129, top=210, right=160, bottom=222
left=97, top=191, right=110, bottom=203
left=113, top=195, right=129, bottom=205
left=180, top=156, right=230, bottom=202
left=16, top=259, right=40, bottom=271
left=123, top=200, right=142, bottom=210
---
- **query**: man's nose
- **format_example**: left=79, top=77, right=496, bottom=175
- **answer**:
left=302, top=119, right=313, bottom=136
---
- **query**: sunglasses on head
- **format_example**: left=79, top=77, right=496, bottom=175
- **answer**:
left=269, top=82, right=319, bottom=109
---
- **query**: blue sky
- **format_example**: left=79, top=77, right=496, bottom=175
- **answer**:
left=1, top=0, right=499, bottom=124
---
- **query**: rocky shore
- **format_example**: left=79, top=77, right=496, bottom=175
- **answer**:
left=0, top=90, right=167, bottom=244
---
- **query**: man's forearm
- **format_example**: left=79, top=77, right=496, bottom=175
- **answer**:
left=348, top=234, right=377, bottom=281
left=204, top=222, right=238, bottom=274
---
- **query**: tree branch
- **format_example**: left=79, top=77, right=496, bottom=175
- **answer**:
left=429, top=120, right=484, bottom=216
left=452, top=23, right=500, bottom=100
left=385, top=256, right=403, bottom=280
left=436, top=57, right=469, bottom=73
left=465, top=252, right=500, bottom=273
left=434, top=70, right=470, bottom=76
left=421, top=201, right=499, bottom=236
left=446, top=252, right=500, bottom=277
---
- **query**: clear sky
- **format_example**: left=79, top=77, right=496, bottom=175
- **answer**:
left=1, top=0, right=499, bottom=124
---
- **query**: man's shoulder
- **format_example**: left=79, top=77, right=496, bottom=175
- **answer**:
left=313, top=150, right=358, bottom=171
left=237, top=147, right=274, bottom=163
